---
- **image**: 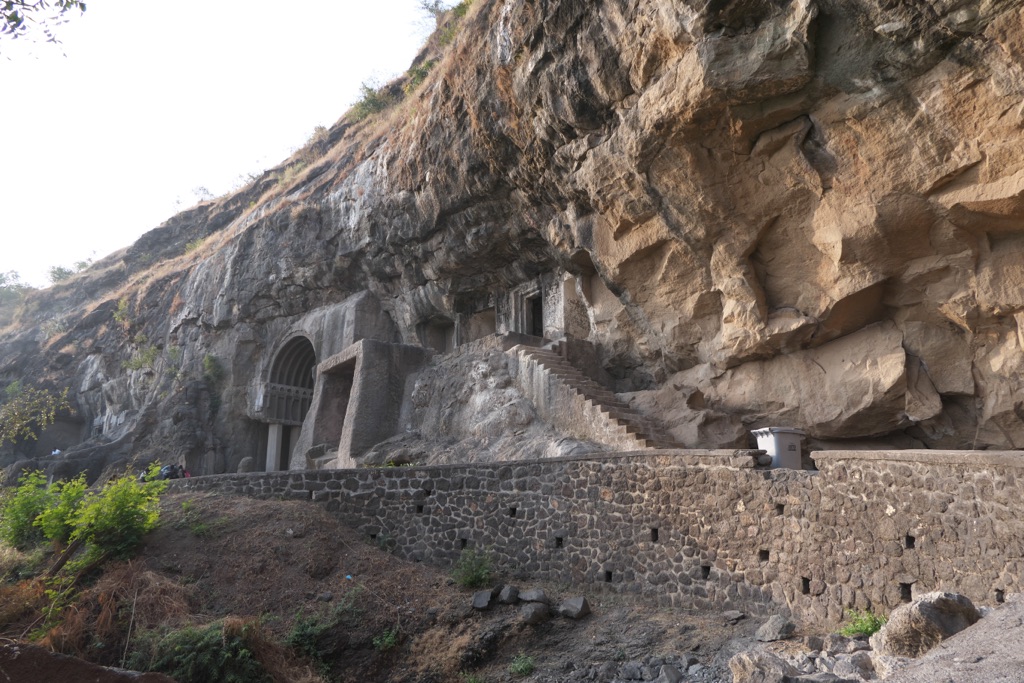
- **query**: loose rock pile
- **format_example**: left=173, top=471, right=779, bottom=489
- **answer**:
left=731, top=592, right=988, bottom=683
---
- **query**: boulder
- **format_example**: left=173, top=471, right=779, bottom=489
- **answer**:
left=729, top=650, right=801, bottom=683
left=869, top=592, right=981, bottom=658
left=557, top=596, right=591, bottom=619
left=519, top=588, right=549, bottom=604
left=497, top=584, right=519, bottom=604
left=471, top=589, right=497, bottom=611
left=654, top=664, right=684, bottom=683
left=722, top=609, right=747, bottom=625
left=520, top=602, right=549, bottom=624
left=756, top=614, right=795, bottom=641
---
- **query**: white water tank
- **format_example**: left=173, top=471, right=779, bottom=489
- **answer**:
left=752, top=427, right=806, bottom=469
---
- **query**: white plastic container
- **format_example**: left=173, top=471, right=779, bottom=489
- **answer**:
left=752, top=427, right=806, bottom=469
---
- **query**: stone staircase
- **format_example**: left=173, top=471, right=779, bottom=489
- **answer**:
left=509, top=341, right=681, bottom=450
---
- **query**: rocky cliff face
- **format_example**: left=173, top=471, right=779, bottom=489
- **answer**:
left=3, top=0, right=1024, bottom=476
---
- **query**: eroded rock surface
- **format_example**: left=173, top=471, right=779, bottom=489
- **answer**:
left=2, top=0, right=1024, bottom=471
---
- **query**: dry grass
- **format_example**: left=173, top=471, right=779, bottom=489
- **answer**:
left=0, top=580, right=47, bottom=638
left=41, top=561, right=193, bottom=659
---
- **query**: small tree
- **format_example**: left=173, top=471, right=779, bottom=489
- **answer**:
left=0, top=270, right=27, bottom=306
left=70, top=468, right=166, bottom=561
left=418, top=0, right=449, bottom=23
left=0, top=385, right=70, bottom=445
left=33, top=473, right=86, bottom=547
left=1, top=1, right=87, bottom=45
left=0, top=470, right=52, bottom=549
left=47, top=265, right=73, bottom=283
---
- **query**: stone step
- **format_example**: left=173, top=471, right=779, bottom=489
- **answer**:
left=515, top=343, right=682, bottom=450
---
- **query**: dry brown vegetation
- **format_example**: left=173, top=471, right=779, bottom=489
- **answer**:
left=0, top=491, right=760, bottom=682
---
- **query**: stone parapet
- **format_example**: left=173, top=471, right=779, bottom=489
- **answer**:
left=169, top=449, right=1022, bottom=627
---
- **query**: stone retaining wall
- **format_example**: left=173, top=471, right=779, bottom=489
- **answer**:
left=170, top=449, right=1024, bottom=627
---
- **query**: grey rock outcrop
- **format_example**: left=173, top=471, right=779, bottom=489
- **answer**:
left=4, top=0, right=1024, bottom=476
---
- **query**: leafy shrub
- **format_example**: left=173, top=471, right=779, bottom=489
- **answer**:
left=48, top=265, right=74, bottom=283
left=275, top=161, right=307, bottom=188
left=461, top=674, right=487, bottom=683
left=451, top=547, right=492, bottom=589
left=509, top=652, right=535, bottom=676
left=286, top=587, right=363, bottom=669
left=838, top=608, right=887, bottom=637
left=112, top=297, right=132, bottom=331
left=129, top=618, right=272, bottom=683
left=202, top=354, right=224, bottom=385
left=350, top=82, right=398, bottom=121
left=184, top=237, right=206, bottom=253
left=123, top=344, right=159, bottom=371
left=372, top=626, right=399, bottom=651
left=404, top=60, right=435, bottom=94
left=437, top=1, right=473, bottom=46
left=70, top=469, right=167, bottom=561
left=0, top=471, right=53, bottom=549
left=33, top=473, right=87, bottom=546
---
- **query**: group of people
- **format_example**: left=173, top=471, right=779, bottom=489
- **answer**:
left=141, top=464, right=191, bottom=481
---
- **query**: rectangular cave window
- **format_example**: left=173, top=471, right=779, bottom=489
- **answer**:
left=650, top=528, right=659, bottom=543
left=369, top=533, right=377, bottom=542
left=801, top=577, right=811, bottom=595
left=900, top=582, right=913, bottom=603
left=460, top=538, right=468, bottom=550
left=701, top=565, right=711, bottom=580
left=416, top=505, right=425, bottom=515
left=467, top=307, right=497, bottom=342
left=419, top=318, right=455, bottom=354
left=604, top=570, right=613, bottom=583
left=775, top=504, right=785, bottom=516
left=904, top=534, right=916, bottom=549
left=508, top=507, right=517, bottom=518
left=555, top=536, right=564, bottom=549
left=758, top=549, right=770, bottom=562
left=996, top=589, right=1006, bottom=604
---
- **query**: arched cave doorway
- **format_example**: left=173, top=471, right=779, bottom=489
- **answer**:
left=264, top=336, right=317, bottom=471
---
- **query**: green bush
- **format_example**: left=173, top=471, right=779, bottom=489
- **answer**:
left=372, top=626, right=399, bottom=651
left=286, top=587, right=363, bottom=669
left=70, top=468, right=167, bottom=561
left=404, top=60, right=435, bottom=94
left=124, top=344, right=159, bottom=371
left=509, top=652, right=534, bottom=676
left=0, top=471, right=53, bottom=549
left=129, top=619, right=272, bottom=683
left=48, top=265, right=74, bottom=283
left=33, top=473, right=87, bottom=546
left=838, top=608, right=887, bottom=637
left=350, top=82, right=398, bottom=121
left=202, top=354, right=224, bottom=385
left=184, top=237, right=206, bottom=253
left=451, top=547, right=492, bottom=589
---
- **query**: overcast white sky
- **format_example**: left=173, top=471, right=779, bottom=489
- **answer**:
left=0, top=0, right=437, bottom=287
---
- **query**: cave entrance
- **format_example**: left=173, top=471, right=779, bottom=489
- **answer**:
left=526, top=293, right=544, bottom=337
left=264, top=335, right=317, bottom=471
